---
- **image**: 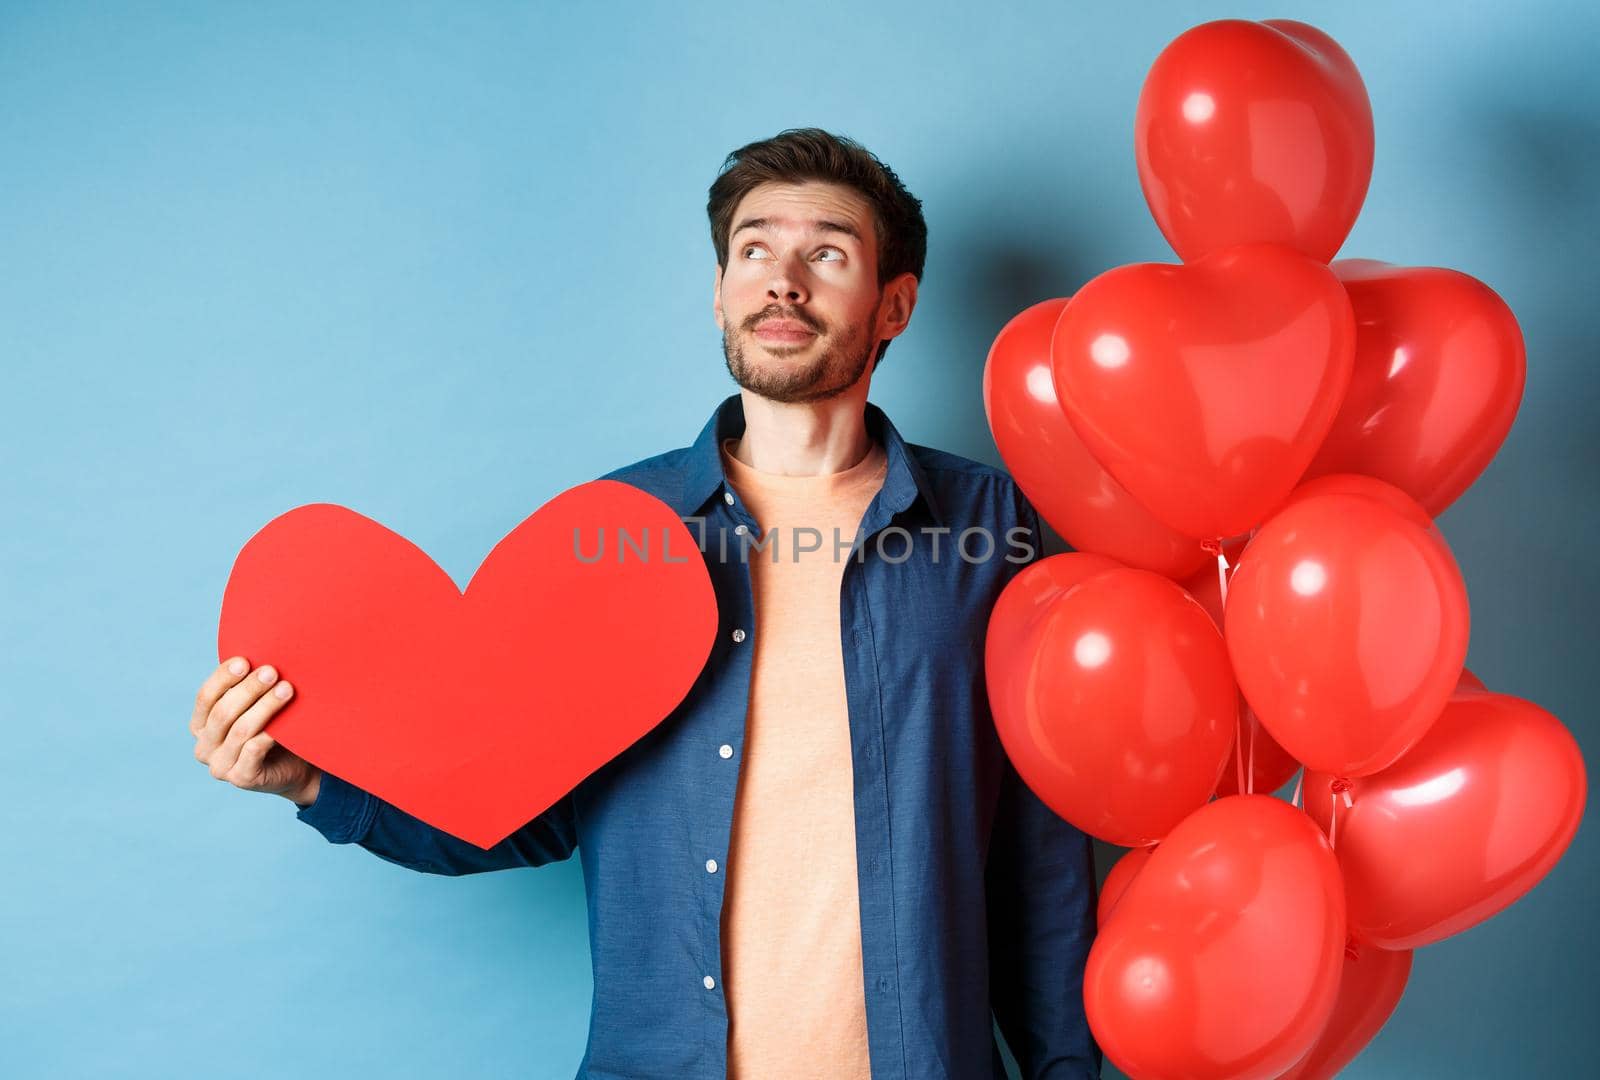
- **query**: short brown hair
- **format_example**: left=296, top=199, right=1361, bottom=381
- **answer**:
left=708, top=128, right=927, bottom=367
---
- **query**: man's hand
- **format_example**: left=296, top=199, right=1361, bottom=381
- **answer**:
left=192, top=657, right=321, bottom=807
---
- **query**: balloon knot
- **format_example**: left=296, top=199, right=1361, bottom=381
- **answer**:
left=1199, top=538, right=1224, bottom=557
left=1329, top=777, right=1353, bottom=794
left=1344, top=937, right=1361, bottom=962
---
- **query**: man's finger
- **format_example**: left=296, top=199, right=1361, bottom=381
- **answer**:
left=219, top=679, right=295, bottom=764
left=202, top=664, right=280, bottom=747
left=231, top=731, right=277, bottom=787
left=191, top=657, right=251, bottom=736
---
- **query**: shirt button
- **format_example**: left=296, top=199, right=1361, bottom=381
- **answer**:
left=877, top=975, right=891, bottom=993
left=706, top=859, right=718, bottom=874
left=723, top=491, right=735, bottom=505
left=731, top=628, right=746, bottom=644
left=734, top=523, right=749, bottom=536
left=718, top=744, right=733, bottom=759
left=704, top=975, right=717, bottom=990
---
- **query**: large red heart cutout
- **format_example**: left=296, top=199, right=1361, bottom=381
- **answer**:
left=218, top=479, right=718, bottom=849
left=1301, top=259, right=1526, bottom=516
left=1051, top=243, right=1355, bottom=541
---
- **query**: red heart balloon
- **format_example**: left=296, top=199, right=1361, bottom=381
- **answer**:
left=1278, top=938, right=1412, bottom=1080
left=218, top=480, right=718, bottom=848
left=1304, top=691, right=1587, bottom=949
left=1135, top=19, right=1374, bottom=263
left=990, top=565, right=1236, bottom=846
left=983, top=297, right=1208, bottom=577
left=1225, top=485, right=1470, bottom=776
left=1096, top=844, right=1153, bottom=928
left=1302, top=260, right=1527, bottom=515
left=1052, top=243, right=1355, bottom=541
left=1085, top=795, right=1346, bottom=1080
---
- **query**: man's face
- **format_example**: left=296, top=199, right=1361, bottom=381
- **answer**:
left=714, top=180, right=910, bottom=404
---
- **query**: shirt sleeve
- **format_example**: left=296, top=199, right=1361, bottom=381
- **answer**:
left=295, top=768, right=579, bottom=875
left=986, top=490, right=1103, bottom=1078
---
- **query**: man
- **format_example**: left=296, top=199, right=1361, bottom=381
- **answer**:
left=190, top=128, right=1101, bottom=1080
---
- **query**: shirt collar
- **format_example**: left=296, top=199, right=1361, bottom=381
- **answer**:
left=674, top=392, right=944, bottom=528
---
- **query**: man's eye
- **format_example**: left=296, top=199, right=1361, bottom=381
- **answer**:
left=815, top=248, right=843, bottom=261
left=742, top=245, right=769, bottom=259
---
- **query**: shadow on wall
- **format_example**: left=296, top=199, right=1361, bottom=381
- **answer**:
left=1441, top=94, right=1600, bottom=707
left=896, top=156, right=1124, bottom=470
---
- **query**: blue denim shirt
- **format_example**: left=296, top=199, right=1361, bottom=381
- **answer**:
left=296, top=392, right=1101, bottom=1079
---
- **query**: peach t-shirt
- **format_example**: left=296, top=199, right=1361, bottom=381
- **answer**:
left=717, top=433, right=889, bottom=1080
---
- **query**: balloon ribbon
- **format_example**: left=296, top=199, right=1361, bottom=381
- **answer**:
left=1327, top=778, right=1355, bottom=849
left=1201, top=537, right=1254, bottom=795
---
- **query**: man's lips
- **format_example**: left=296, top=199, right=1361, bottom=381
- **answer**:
left=752, top=319, right=818, bottom=344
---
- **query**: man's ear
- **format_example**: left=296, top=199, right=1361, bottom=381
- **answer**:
left=876, top=272, right=919, bottom=343
left=713, top=264, right=724, bottom=330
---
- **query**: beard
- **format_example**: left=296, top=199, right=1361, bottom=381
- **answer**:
left=722, top=296, right=882, bottom=405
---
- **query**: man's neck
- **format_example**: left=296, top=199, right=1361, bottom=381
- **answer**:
left=729, top=384, right=875, bottom=477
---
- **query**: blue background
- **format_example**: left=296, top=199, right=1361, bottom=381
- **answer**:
left=3, top=2, right=1595, bottom=1076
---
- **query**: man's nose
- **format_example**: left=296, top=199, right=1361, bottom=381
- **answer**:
left=766, top=257, right=809, bottom=304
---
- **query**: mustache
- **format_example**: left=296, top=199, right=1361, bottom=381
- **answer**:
left=741, top=306, right=825, bottom=335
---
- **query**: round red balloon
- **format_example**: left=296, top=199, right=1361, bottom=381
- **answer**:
left=1268, top=472, right=1464, bottom=588
left=992, top=566, right=1236, bottom=846
left=1052, top=243, right=1355, bottom=542
left=1085, top=795, right=1346, bottom=1080
left=1135, top=19, right=1374, bottom=262
left=1275, top=471, right=1437, bottom=532
left=1304, top=690, right=1587, bottom=949
left=983, top=298, right=1208, bottom=578
left=1278, top=939, right=1412, bottom=1080
left=1303, top=260, right=1526, bottom=515
left=1225, top=488, right=1470, bottom=776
